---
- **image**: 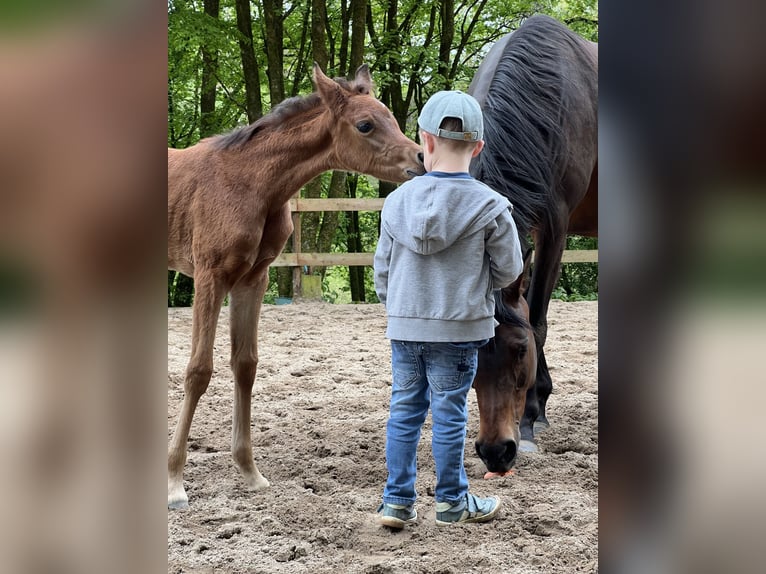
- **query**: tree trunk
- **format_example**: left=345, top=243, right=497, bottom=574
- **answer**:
left=378, top=180, right=397, bottom=199
left=372, top=1, right=409, bottom=201
left=168, top=79, right=176, bottom=146
left=299, top=0, right=329, bottom=276
left=338, top=0, right=349, bottom=76
left=316, top=171, right=346, bottom=262
left=199, top=0, right=220, bottom=138
left=260, top=0, right=288, bottom=295
left=262, top=0, right=285, bottom=106
left=349, top=0, right=366, bottom=73
left=438, top=0, right=454, bottom=89
left=291, top=4, right=312, bottom=97
left=346, top=175, right=365, bottom=302
left=348, top=213, right=366, bottom=302
left=299, top=0, right=347, bottom=285
left=311, top=0, right=329, bottom=73
left=343, top=0, right=369, bottom=297
left=384, top=1, right=405, bottom=125
left=234, top=0, right=262, bottom=123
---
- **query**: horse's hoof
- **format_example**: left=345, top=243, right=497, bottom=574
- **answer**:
left=519, top=439, right=538, bottom=453
left=534, top=418, right=550, bottom=434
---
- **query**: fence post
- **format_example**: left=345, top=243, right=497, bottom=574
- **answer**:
left=291, top=201, right=302, bottom=298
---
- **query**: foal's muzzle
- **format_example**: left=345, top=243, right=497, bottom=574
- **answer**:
left=475, top=439, right=518, bottom=473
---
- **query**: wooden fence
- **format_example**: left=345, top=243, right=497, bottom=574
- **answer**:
left=270, top=197, right=598, bottom=297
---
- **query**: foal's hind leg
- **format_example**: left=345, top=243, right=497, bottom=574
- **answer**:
left=228, top=272, right=271, bottom=492
left=168, top=270, right=228, bottom=509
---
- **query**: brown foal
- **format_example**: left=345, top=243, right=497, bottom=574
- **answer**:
left=167, top=64, right=424, bottom=509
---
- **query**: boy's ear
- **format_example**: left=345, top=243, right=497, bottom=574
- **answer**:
left=313, top=62, right=347, bottom=114
left=421, top=131, right=436, bottom=155
left=471, top=140, right=485, bottom=158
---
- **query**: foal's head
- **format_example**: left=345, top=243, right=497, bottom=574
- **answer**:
left=313, top=64, right=425, bottom=182
left=473, top=248, right=537, bottom=473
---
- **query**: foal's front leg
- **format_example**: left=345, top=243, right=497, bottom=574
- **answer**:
left=228, top=274, right=271, bottom=492
left=168, top=270, right=227, bottom=509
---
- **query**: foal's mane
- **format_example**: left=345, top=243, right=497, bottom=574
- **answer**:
left=472, top=14, right=582, bottom=236
left=212, top=77, right=366, bottom=151
left=212, top=94, right=323, bottom=150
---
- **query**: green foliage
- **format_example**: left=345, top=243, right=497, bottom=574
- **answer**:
left=168, top=271, right=194, bottom=307
left=263, top=268, right=280, bottom=305
left=167, top=0, right=598, bottom=306
left=168, top=0, right=254, bottom=147
left=551, top=236, right=598, bottom=301
left=323, top=266, right=380, bottom=304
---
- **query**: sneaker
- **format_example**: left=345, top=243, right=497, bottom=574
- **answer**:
left=377, top=502, right=417, bottom=529
left=435, top=493, right=501, bottom=525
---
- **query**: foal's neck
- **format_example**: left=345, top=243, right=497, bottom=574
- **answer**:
left=231, top=109, right=337, bottom=204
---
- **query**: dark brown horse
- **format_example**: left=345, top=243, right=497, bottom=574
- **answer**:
left=468, top=15, right=598, bottom=469
left=473, top=249, right=536, bottom=472
left=167, top=64, right=424, bottom=509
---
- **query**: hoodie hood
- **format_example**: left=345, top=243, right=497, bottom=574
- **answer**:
left=382, top=174, right=512, bottom=255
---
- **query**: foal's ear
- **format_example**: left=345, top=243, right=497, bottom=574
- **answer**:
left=313, top=62, right=348, bottom=113
left=353, top=64, right=373, bottom=95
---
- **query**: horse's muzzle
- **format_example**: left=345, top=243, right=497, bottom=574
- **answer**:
left=475, top=439, right=517, bottom=473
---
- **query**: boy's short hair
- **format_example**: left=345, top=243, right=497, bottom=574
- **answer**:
left=432, top=117, right=480, bottom=152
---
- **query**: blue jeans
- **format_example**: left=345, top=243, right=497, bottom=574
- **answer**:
left=383, top=339, right=486, bottom=507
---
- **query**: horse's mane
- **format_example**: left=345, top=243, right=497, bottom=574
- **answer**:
left=472, top=15, right=581, bottom=236
left=211, top=75, right=368, bottom=151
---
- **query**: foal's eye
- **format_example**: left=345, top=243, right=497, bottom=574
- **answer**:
left=356, top=121, right=374, bottom=134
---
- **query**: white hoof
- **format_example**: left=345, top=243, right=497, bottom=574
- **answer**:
left=168, top=487, right=189, bottom=510
left=244, top=472, right=270, bottom=491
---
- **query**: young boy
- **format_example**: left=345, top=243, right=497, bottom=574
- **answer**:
left=374, top=90, right=523, bottom=528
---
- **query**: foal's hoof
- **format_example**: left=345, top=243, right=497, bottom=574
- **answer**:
left=168, top=499, right=189, bottom=511
left=168, top=493, right=190, bottom=510
left=519, top=439, right=538, bottom=453
left=244, top=474, right=271, bottom=492
left=168, top=481, right=190, bottom=510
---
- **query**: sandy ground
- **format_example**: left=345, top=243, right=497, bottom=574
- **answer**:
left=168, top=300, right=597, bottom=573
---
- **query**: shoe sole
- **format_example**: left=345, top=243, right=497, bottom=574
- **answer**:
left=435, top=499, right=501, bottom=526
left=380, top=512, right=417, bottom=529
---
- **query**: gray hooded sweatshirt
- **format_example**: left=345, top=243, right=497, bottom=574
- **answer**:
left=374, top=172, right=523, bottom=342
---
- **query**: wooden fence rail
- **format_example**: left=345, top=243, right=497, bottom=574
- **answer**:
left=271, top=197, right=597, bottom=297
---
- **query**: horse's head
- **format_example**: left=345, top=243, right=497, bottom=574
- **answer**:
left=313, top=63, right=425, bottom=182
left=473, top=249, right=536, bottom=473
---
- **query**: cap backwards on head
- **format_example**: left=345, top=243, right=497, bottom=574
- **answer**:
left=418, top=90, right=484, bottom=142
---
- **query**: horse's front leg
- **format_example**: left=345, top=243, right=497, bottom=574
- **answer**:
left=228, top=273, right=271, bottom=492
left=168, top=269, right=228, bottom=509
left=519, top=216, right=567, bottom=452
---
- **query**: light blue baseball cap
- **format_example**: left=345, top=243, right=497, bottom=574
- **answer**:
left=418, top=90, right=484, bottom=142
